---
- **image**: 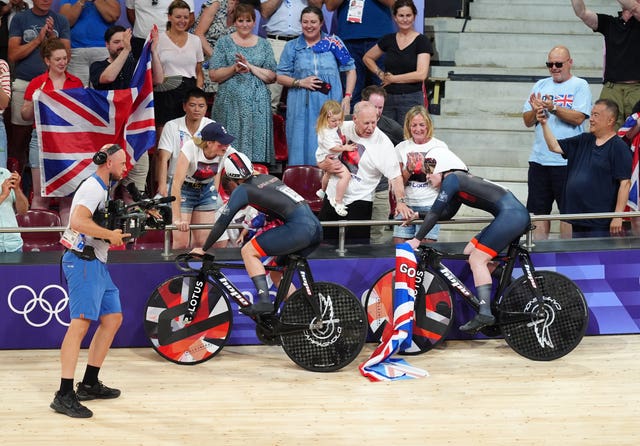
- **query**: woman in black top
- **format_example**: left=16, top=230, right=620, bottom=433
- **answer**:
left=362, top=0, right=432, bottom=123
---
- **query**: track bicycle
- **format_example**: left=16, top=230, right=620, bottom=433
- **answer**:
left=364, top=229, right=589, bottom=361
left=143, top=253, right=368, bottom=371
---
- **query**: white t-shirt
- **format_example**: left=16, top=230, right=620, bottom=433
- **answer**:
left=180, top=141, right=236, bottom=184
left=157, top=31, right=204, bottom=78
left=315, top=127, right=344, bottom=163
left=125, top=0, right=195, bottom=38
left=158, top=116, right=214, bottom=178
left=395, top=138, right=450, bottom=207
left=69, top=174, right=110, bottom=263
left=326, top=121, right=400, bottom=205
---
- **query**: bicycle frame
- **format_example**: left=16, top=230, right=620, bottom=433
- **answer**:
left=183, top=255, right=323, bottom=332
left=417, top=239, right=547, bottom=320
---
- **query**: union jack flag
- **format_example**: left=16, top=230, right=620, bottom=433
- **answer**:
left=360, top=243, right=428, bottom=382
left=617, top=112, right=640, bottom=211
left=553, top=94, right=574, bottom=109
left=33, top=34, right=156, bottom=197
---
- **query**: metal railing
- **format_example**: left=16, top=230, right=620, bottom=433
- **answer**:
left=2, top=211, right=639, bottom=258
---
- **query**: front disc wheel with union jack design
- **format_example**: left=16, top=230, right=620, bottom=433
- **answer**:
left=279, top=282, right=367, bottom=372
left=143, top=274, right=233, bottom=365
left=497, top=271, right=588, bottom=361
left=364, top=268, right=453, bottom=355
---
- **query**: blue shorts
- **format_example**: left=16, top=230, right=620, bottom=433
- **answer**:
left=251, top=205, right=322, bottom=258
left=62, top=251, right=121, bottom=321
left=472, top=194, right=531, bottom=257
left=393, top=205, right=440, bottom=240
left=180, top=181, right=219, bottom=213
left=28, top=128, right=38, bottom=168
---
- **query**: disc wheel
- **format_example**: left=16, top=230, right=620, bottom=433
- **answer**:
left=144, top=274, right=232, bottom=365
left=497, top=271, right=588, bottom=361
left=364, top=268, right=453, bottom=354
left=279, top=282, right=367, bottom=372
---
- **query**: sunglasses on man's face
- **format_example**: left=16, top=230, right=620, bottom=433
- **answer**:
left=546, top=61, right=567, bottom=69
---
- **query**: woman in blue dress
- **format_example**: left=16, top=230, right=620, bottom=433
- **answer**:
left=276, top=6, right=356, bottom=166
left=210, top=3, right=277, bottom=164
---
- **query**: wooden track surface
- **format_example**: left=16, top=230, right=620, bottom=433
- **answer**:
left=1, top=335, right=639, bottom=445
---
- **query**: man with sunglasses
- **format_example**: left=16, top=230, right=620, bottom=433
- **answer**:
left=522, top=45, right=592, bottom=240
left=572, top=0, right=640, bottom=127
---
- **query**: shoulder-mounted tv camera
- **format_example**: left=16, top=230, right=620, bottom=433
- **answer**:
left=93, top=183, right=175, bottom=240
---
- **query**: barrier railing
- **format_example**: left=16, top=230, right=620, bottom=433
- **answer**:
left=2, top=211, right=639, bottom=258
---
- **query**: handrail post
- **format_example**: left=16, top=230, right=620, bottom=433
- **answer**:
left=336, top=224, right=346, bottom=257
left=161, top=229, right=172, bottom=258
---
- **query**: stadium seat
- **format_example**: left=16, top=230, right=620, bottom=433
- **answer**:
left=15, top=209, right=63, bottom=252
left=7, top=157, right=20, bottom=174
left=273, top=113, right=288, bottom=162
left=253, top=163, right=269, bottom=174
left=281, top=165, right=324, bottom=213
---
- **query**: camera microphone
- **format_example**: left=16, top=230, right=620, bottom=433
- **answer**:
left=156, top=196, right=176, bottom=204
left=126, top=182, right=145, bottom=202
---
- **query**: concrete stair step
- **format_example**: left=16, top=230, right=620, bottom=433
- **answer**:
left=454, top=49, right=604, bottom=69
left=458, top=32, right=604, bottom=51
left=470, top=3, right=618, bottom=21
left=432, top=115, right=525, bottom=132
left=468, top=166, right=528, bottom=183
left=430, top=65, right=605, bottom=81
left=444, top=141, right=531, bottom=168
left=462, top=18, right=590, bottom=35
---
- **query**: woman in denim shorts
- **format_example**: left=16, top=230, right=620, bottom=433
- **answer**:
left=170, top=122, right=236, bottom=249
left=393, top=106, right=451, bottom=243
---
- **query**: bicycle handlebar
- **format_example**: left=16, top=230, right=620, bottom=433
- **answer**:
left=174, top=252, right=215, bottom=273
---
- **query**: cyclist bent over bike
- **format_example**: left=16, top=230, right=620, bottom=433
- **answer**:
left=405, top=150, right=531, bottom=333
left=192, top=152, right=323, bottom=316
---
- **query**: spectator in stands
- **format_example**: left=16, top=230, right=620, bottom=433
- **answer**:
left=154, top=0, right=204, bottom=133
left=522, top=45, right=592, bottom=240
left=394, top=105, right=451, bottom=244
left=539, top=98, right=633, bottom=237
left=8, top=0, right=70, bottom=175
left=126, top=0, right=195, bottom=60
left=170, top=121, right=235, bottom=249
left=90, top=25, right=163, bottom=198
left=0, top=56, right=9, bottom=168
left=362, top=0, right=432, bottom=124
left=59, top=0, right=121, bottom=86
left=156, top=87, right=213, bottom=199
left=0, top=167, right=28, bottom=252
left=276, top=6, right=355, bottom=166
left=617, top=99, right=640, bottom=235
left=192, top=0, right=236, bottom=93
left=210, top=3, right=276, bottom=165
left=571, top=0, right=640, bottom=127
left=325, top=0, right=394, bottom=105
left=317, top=100, right=413, bottom=244
left=260, top=0, right=321, bottom=110
left=314, top=99, right=356, bottom=216
left=21, top=38, right=82, bottom=225
left=0, top=0, right=30, bottom=62
left=356, top=84, right=404, bottom=244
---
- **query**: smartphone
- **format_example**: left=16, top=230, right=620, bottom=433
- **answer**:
left=317, top=81, right=331, bottom=95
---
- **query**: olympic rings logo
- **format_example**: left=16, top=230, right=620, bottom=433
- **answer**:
left=7, top=285, right=70, bottom=328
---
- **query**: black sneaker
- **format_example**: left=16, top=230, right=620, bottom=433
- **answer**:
left=50, top=391, right=93, bottom=418
left=459, top=314, right=496, bottom=334
left=239, top=301, right=274, bottom=317
left=76, top=381, right=121, bottom=401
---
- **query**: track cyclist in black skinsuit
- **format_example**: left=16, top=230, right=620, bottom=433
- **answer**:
left=192, top=152, right=323, bottom=316
left=405, top=150, right=531, bottom=333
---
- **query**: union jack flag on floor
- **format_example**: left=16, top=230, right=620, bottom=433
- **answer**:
left=617, top=112, right=639, bottom=211
left=359, top=243, right=429, bottom=382
left=33, top=34, right=155, bottom=197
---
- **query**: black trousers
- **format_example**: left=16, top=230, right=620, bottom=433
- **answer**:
left=318, top=198, right=373, bottom=245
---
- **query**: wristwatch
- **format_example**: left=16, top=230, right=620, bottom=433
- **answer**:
left=398, top=197, right=406, bottom=204
left=550, top=105, right=558, bottom=115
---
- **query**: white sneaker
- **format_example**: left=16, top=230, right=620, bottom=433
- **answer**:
left=316, top=189, right=326, bottom=199
left=332, top=200, right=348, bottom=217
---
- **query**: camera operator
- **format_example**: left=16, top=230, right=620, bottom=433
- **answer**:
left=51, top=143, right=130, bottom=419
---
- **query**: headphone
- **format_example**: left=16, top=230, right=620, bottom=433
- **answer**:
left=93, top=144, right=123, bottom=165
